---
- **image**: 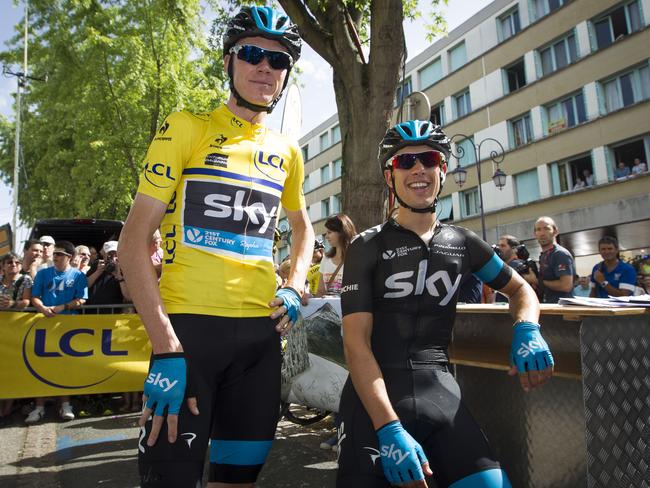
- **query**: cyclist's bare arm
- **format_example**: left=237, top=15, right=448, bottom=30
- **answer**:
left=119, top=193, right=181, bottom=355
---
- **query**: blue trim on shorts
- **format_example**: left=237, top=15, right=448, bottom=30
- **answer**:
left=210, top=439, right=273, bottom=466
left=474, top=254, right=505, bottom=284
left=449, top=468, right=512, bottom=487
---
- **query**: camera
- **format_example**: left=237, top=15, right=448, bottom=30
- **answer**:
left=511, top=244, right=538, bottom=277
left=105, top=256, right=117, bottom=274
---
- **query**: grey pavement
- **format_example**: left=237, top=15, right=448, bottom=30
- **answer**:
left=0, top=405, right=338, bottom=487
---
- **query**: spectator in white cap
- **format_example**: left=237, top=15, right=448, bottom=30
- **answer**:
left=37, top=235, right=55, bottom=270
left=86, top=240, right=130, bottom=309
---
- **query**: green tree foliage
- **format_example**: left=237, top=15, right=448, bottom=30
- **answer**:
left=0, top=0, right=227, bottom=223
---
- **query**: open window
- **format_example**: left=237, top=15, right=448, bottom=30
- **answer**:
left=593, top=1, right=643, bottom=50
left=550, top=154, right=594, bottom=193
left=504, top=58, right=527, bottom=94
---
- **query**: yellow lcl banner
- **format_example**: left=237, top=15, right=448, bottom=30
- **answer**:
left=0, top=312, right=151, bottom=399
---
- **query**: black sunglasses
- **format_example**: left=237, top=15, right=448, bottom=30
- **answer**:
left=230, top=44, right=293, bottom=71
left=391, top=151, right=446, bottom=171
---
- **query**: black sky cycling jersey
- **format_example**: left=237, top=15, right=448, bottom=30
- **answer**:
left=338, top=220, right=514, bottom=487
left=340, top=220, right=512, bottom=365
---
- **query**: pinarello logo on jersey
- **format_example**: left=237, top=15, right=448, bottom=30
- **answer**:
left=254, top=151, right=286, bottom=181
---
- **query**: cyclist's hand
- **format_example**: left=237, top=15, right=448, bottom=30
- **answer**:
left=139, top=353, right=199, bottom=445
left=376, top=421, right=432, bottom=487
left=269, top=287, right=301, bottom=335
left=509, top=321, right=554, bottom=392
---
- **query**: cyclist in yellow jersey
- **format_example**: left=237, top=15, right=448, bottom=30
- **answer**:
left=119, top=6, right=314, bottom=488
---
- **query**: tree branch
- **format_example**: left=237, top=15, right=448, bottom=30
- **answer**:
left=278, top=0, right=337, bottom=65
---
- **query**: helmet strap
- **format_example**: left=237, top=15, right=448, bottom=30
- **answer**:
left=389, top=171, right=438, bottom=214
left=227, top=58, right=288, bottom=114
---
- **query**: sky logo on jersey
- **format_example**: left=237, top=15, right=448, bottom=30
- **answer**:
left=182, top=180, right=278, bottom=260
left=144, top=162, right=176, bottom=189
left=384, top=260, right=462, bottom=305
left=254, top=151, right=286, bottom=181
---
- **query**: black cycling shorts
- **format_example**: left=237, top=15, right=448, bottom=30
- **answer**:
left=336, top=366, right=501, bottom=488
left=138, top=314, right=281, bottom=487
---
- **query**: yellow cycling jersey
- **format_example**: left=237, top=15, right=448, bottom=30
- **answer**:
left=137, top=104, right=305, bottom=317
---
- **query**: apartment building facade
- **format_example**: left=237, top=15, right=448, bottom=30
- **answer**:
left=281, top=0, right=650, bottom=272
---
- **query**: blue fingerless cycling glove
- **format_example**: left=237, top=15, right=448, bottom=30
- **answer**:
left=144, top=353, right=187, bottom=416
left=511, top=321, right=554, bottom=373
left=274, top=286, right=301, bottom=323
left=376, top=420, right=428, bottom=484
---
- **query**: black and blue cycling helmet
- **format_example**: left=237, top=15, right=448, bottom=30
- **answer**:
left=378, top=120, right=451, bottom=213
left=223, top=6, right=302, bottom=113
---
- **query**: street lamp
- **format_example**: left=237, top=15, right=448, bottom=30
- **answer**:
left=450, top=134, right=507, bottom=241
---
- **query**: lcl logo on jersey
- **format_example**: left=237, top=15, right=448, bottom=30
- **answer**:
left=254, top=151, right=286, bottom=181
left=384, top=259, right=462, bottom=306
left=144, top=162, right=176, bottom=188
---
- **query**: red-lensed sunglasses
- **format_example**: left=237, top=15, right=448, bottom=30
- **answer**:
left=391, top=151, right=446, bottom=170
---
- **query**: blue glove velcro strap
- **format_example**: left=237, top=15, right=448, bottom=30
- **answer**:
left=376, top=420, right=428, bottom=484
left=144, top=353, right=187, bottom=416
left=275, top=287, right=301, bottom=323
left=511, top=321, right=554, bottom=373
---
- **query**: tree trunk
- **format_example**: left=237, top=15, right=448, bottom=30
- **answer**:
left=334, top=72, right=388, bottom=231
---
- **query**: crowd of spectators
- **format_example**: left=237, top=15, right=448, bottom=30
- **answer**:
left=0, top=232, right=163, bottom=425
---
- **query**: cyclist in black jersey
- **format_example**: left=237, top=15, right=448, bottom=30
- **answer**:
left=119, top=6, right=314, bottom=488
left=337, top=120, right=554, bottom=488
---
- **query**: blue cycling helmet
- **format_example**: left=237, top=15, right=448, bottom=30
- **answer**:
left=223, top=6, right=302, bottom=62
left=378, top=120, right=451, bottom=214
left=223, top=7, right=301, bottom=114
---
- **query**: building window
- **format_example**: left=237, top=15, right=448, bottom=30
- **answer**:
left=419, top=58, right=443, bottom=89
left=504, top=58, right=527, bottom=93
left=550, top=154, right=594, bottom=193
left=611, top=138, right=649, bottom=179
left=602, top=64, right=650, bottom=113
left=320, top=165, right=331, bottom=185
left=448, top=41, right=467, bottom=72
left=457, top=137, right=477, bottom=167
left=593, top=1, right=643, bottom=50
left=319, top=132, right=330, bottom=152
left=531, top=0, right=567, bottom=21
left=321, top=198, right=330, bottom=218
left=499, top=8, right=521, bottom=41
left=454, top=89, right=471, bottom=119
left=332, top=125, right=341, bottom=144
left=545, top=91, right=587, bottom=134
left=332, top=194, right=342, bottom=214
left=515, top=169, right=541, bottom=204
left=303, top=174, right=310, bottom=193
left=333, top=158, right=342, bottom=179
left=510, top=113, right=534, bottom=148
left=301, top=144, right=309, bottom=161
left=395, top=77, right=412, bottom=107
left=431, top=102, right=445, bottom=126
left=460, top=188, right=480, bottom=218
left=437, top=195, right=453, bottom=221
left=538, top=32, right=578, bottom=77
left=278, top=217, right=289, bottom=233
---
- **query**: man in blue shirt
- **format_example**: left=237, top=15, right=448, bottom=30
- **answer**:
left=32, top=240, right=88, bottom=316
left=27, top=240, right=88, bottom=423
left=590, top=236, right=636, bottom=298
